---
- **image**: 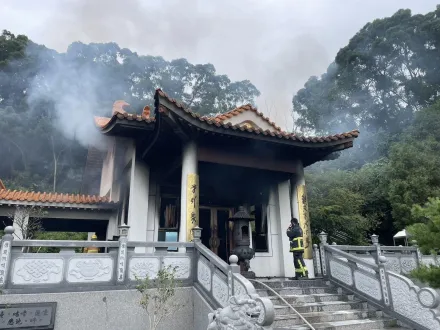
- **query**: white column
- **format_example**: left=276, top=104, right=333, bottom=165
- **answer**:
left=179, top=140, right=198, bottom=246
left=146, top=179, right=159, bottom=253
left=106, top=215, right=118, bottom=240
left=127, top=158, right=150, bottom=252
left=290, top=161, right=315, bottom=278
left=12, top=209, right=28, bottom=240
left=278, top=180, right=295, bottom=278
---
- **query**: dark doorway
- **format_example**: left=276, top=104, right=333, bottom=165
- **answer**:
left=217, top=209, right=230, bottom=261
left=199, top=208, right=211, bottom=249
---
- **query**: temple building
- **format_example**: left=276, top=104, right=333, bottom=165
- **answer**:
left=0, top=89, right=359, bottom=278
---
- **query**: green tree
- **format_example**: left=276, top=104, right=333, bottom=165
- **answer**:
left=307, top=169, right=379, bottom=245
left=407, top=197, right=440, bottom=254
left=387, top=102, right=440, bottom=229
left=0, top=30, right=260, bottom=192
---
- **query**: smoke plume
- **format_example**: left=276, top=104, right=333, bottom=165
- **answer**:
left=2, top=0, right=438, bottom=134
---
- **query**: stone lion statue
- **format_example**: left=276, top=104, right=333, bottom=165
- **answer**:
left=207, top=295, right=267, bottom=330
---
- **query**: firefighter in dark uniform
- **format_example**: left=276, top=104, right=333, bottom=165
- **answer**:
left=286, top=217, right=308, bottom=279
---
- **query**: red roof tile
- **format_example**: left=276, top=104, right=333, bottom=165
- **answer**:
left=0, top=189, right=115, bottom=206
left=95, top=100, right=155, bottom=129
left=155, top=89, right=360, bottom=144
left=94, top=112, right=155, bottom=129
left=214, top=104, right=282, bottom=131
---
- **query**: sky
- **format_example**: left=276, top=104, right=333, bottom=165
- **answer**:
left=1, top=0, right=438, bottom=131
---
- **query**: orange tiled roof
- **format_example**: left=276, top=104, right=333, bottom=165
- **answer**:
left=0, top=189, right=114, bottom=205
left=94, top=113, right=155, bottom=129
left=214, top=104, right=282, bottom=131
left=156, top=89, right=360, bottom=143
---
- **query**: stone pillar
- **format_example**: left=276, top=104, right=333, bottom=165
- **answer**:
left=278, top=180, right=293, bottom=278
left=0, top=226, right=14, bottom=289
left=117, top=223, right=129, bottom=283
left=290, top=161, right=314, bottom=278
left=179, top=140, right=198, bottom=245
left=12, top=208, right=29, bottom=240
left=127, top=159, right=150, bottom=252
left=127, top=161, right=150, bottom=236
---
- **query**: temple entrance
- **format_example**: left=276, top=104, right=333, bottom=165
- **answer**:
left=199, top=206, right=233, bottom=262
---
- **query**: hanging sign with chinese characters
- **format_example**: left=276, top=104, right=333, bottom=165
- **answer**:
left=186, top=173, right=199, bottom=241
left=0, top=303, right=56, bottom=329
left=297, top=184, right=312, bottom=259
left=0, top=241, right=11, bottom=286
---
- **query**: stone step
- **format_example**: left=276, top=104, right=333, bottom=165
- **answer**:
left=257, top=286, right=342, bottom=297
left=274, top=301, right=368, bottom=315
left=255, top=278, right=328, bottom=289
left=268, top=293, right=355, bottom=304
left=273, top=317, right=398, bottom=330
left=274, top=310, right=384, bottom=327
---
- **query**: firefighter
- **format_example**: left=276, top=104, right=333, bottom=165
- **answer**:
left=286, top=217, right=308, bottom=280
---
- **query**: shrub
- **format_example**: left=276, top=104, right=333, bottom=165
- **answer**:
left=410, top=265, right=440, bottom=289
left=136, top=265, right=186, bottom=330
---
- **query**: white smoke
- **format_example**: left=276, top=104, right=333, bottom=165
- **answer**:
left=3, top=0, right=438, bottom=133
left=26, top=52, right=107, bottom=149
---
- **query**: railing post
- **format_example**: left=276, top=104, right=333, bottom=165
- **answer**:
left=371, top=234, right=381, bottom=264
left=313, top=244, right=322, bottom=277
left=0, top=226, right=14, bottom=290
left=319, top=232, right=328, bottom=277
left=411, top=240, right=422, bottom=268
left=229, top=255, right=240, bottom=296
left=192, top=226, right=202, bottom=243
left=191, top=226, right=202, bottom=285
left=116, top=223, right=129, bottom=284
left=378, top=255, right=391, bottom=307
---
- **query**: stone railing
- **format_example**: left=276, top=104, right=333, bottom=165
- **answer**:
left=0, top=225, right=275, bottom=328
left=0, top=225, right=195, bottom=293
left=192, top=227, right=275, bottom=328
left=312, top=233, right=439, bottom=277
left=318, top=232, right=440, bottom=330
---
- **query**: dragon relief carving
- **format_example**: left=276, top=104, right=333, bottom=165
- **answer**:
left=207, top=296, right=269, bottom=330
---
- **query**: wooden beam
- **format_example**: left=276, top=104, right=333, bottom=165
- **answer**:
left=197, top=146, right=298, bottom=173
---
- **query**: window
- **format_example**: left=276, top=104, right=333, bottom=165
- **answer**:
left=158, top=196, right=180, bottom=251
left=251, top=204, right=269, bottom=252
left=159, top=197, right=180, bottom=229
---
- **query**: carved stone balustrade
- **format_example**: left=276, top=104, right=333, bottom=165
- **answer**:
left=318, top=232, right=440, bottom=330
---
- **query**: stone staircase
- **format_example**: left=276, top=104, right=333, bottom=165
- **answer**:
left=254, top=278, right=409, bottom=330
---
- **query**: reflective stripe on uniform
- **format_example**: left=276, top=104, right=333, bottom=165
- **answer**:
left=297, top=259, right=307, bottom=277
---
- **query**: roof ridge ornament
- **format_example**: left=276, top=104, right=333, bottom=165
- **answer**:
left=112, top=100, right=130, bottom=116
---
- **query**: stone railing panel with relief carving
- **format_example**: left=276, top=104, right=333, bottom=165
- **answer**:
left=320, top=234, right=440, bottom=330
left=0, top=226, right=196, bottom=293
left=193, top=241, right=261, bottom=306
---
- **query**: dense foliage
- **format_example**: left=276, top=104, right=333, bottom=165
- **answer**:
left=407, top=198, right=440, bottom=254
left=2, top=4, right=440, bottom=251
left=410, top=265, right=440, bottom=289
left=298, top=5, right=440, bottom=246
left=0, top=30, right=260, bottom=193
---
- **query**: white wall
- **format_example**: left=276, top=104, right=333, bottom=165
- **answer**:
left=250, top=185, right=282, bottom=277
left=127, top=157, right=150, bottom=246
left=146, top=179, right=160, bottom=253
left=100, top=137, right=116, bottom=197
left=1, top=288, right=194, bottom=330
